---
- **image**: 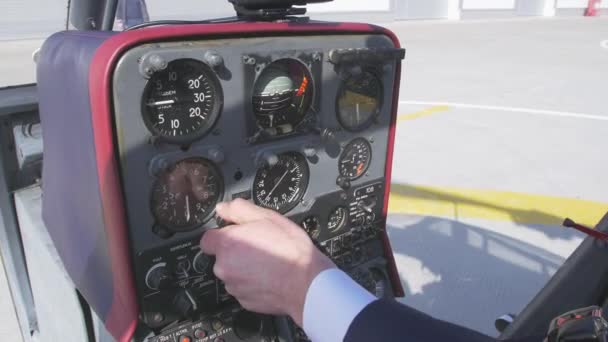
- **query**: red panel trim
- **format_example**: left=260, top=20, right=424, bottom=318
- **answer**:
left=381, top=60, right=406, bottom=298
left=88, top=21, right=404, bottom=341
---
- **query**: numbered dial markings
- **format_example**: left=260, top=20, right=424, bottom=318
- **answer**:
left=327, top=207, right=348, bottom=232
left=142, top=59, right=223, bottom=142
left=253, top=153, right=309, bottom=214
left=151, top=158, right=223, bottom=232
left=339, top=138, right=372, bottom=180
left=337, top=70, right=383, bottom=132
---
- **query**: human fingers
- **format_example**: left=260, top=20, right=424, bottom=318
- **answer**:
left=215, top=198, right=276, bottom=225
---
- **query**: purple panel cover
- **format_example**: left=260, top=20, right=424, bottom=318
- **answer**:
left=37, top=30, right=119, bottom=322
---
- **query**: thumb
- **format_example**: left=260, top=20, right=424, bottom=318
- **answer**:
left=200, top=229, right=223, bottom=255
left=215, top=198, right=275, bottom=225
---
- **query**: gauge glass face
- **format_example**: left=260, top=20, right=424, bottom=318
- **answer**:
left=151, top=158, right=223, bottom=232
left=339, top=138, right=372, bottom=180
left=252, top=59, right=314, bottom=134
left=301, top=216, right=320, bottom=239
left=142, top=59, right=223, bottom=142
left=327, top=207, right=348, bottom=232
left=253, top=152, right=309, bottom=213
left=337, top=70, right=383, bottom=132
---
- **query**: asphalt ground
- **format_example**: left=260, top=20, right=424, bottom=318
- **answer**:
left=389, top=17, right=608, bottom=336
left=1, top=16, right=608, bottom=339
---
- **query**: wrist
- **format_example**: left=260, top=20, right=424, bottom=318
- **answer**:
left=289, top=245, right=335, bottom=326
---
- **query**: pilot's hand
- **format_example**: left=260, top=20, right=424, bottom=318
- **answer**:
left=200, top=199, right=335, bottom=327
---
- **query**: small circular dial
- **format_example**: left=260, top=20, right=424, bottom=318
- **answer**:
left=339, top=138, right=372, bottom=180
left=142, top=59, right=223, bottom=143
left=252, top=59, right=314, bottom=134
left=337, top=70, right=383, bottom=132
left=253, top=152, right=309, bottom=214
left=151, top=158, right=223, bottom=232
left=301, top=216, right=320, bottom=239
left=327, top=207, right=348, bottom=232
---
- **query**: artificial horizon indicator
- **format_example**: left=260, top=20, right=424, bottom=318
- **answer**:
left=252, top=58, right=314, bottom=134
left=142, top=59, right=223, bottom=143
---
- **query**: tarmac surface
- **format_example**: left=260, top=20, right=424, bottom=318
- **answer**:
left=1, top=16, right=608, bottom=340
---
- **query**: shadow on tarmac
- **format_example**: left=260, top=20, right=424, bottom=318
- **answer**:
left=387, top=214, right=581, bottom=336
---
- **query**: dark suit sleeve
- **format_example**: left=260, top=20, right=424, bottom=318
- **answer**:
left=344, top=299, right=542, bottom=342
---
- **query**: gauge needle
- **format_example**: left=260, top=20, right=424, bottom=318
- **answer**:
left=147, top=99, right=175, bottom=106
left=185, top=195, right=191, bottom=222
left=266, top=170, right=289, bottom=202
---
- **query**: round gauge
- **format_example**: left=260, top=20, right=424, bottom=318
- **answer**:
left=327, top=207, right=348, bottom=232
left=336, top=70, right=383, bottom=132
left=151, top=158, right=223, bottom=232
left=252, top=59, right=314, bottom=133
left=301, top=216, right=320, bottom=239
left=339, top=138, right=372, bottom=180
left=253, top=152, right=309, bottom=214
left=142, top=59, right=223, bottom=143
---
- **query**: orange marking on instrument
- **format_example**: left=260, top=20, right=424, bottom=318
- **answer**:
left=296, top=76, right=308, bottom=96
left=356, top=163, right=365, bottom=175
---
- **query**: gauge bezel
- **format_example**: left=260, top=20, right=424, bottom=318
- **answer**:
left=338, top=137, right=373, bottom=181
left=301, top=216, right=321, bottom=239
left=252, top=152, right=310, bottom=214
left=335, top=68, right=384, bottom=132
left=150, top=157, right=224, bottom=232
left=250, top=58, right=315, bottom=135
left=141, top=58, right=224, bottom=145
left=327, top=206, right=349, bottom=233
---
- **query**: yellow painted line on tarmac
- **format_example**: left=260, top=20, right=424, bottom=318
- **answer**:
left=388, top=184, right=608, bottom=227
left=398, top=105, right=450, bottom=122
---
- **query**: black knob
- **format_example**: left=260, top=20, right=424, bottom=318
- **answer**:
left=233, top=311, right=263, bottom=340
left=146, top=265, right=173, bottom=290
left=336, top=176, right=351, bottom=190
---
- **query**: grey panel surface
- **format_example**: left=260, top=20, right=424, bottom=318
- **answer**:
left=112, top=33, right=397, bottom=254
left=14, top=186, right=90, bottom=342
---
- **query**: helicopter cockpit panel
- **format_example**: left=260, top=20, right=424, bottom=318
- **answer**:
left=113, top=33, right=403, bottom=338
left=37, top=19, right=405, bottom=342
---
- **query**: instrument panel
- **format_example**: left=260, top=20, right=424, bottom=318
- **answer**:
left=111, top=33, right=404, bottom=341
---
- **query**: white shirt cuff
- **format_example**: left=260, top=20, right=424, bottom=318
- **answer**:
left=303, top=268, right=376, bottom=342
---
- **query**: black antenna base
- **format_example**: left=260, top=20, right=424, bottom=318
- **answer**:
left=229, top=0, right=332, bottom=21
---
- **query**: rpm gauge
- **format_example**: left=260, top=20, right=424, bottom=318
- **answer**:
left=151, top=158, right=223, bottom=232
left=252, top=59, right=314, bottom=134
left=253, top=152, right=309, bottom=213
left=339, top=138, right=372, bottom=180
left=142, top=59, right=223, bottom=143
left=337, top=70, right=383, bottom=132
left=327, top=206, right=348, bottom=232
